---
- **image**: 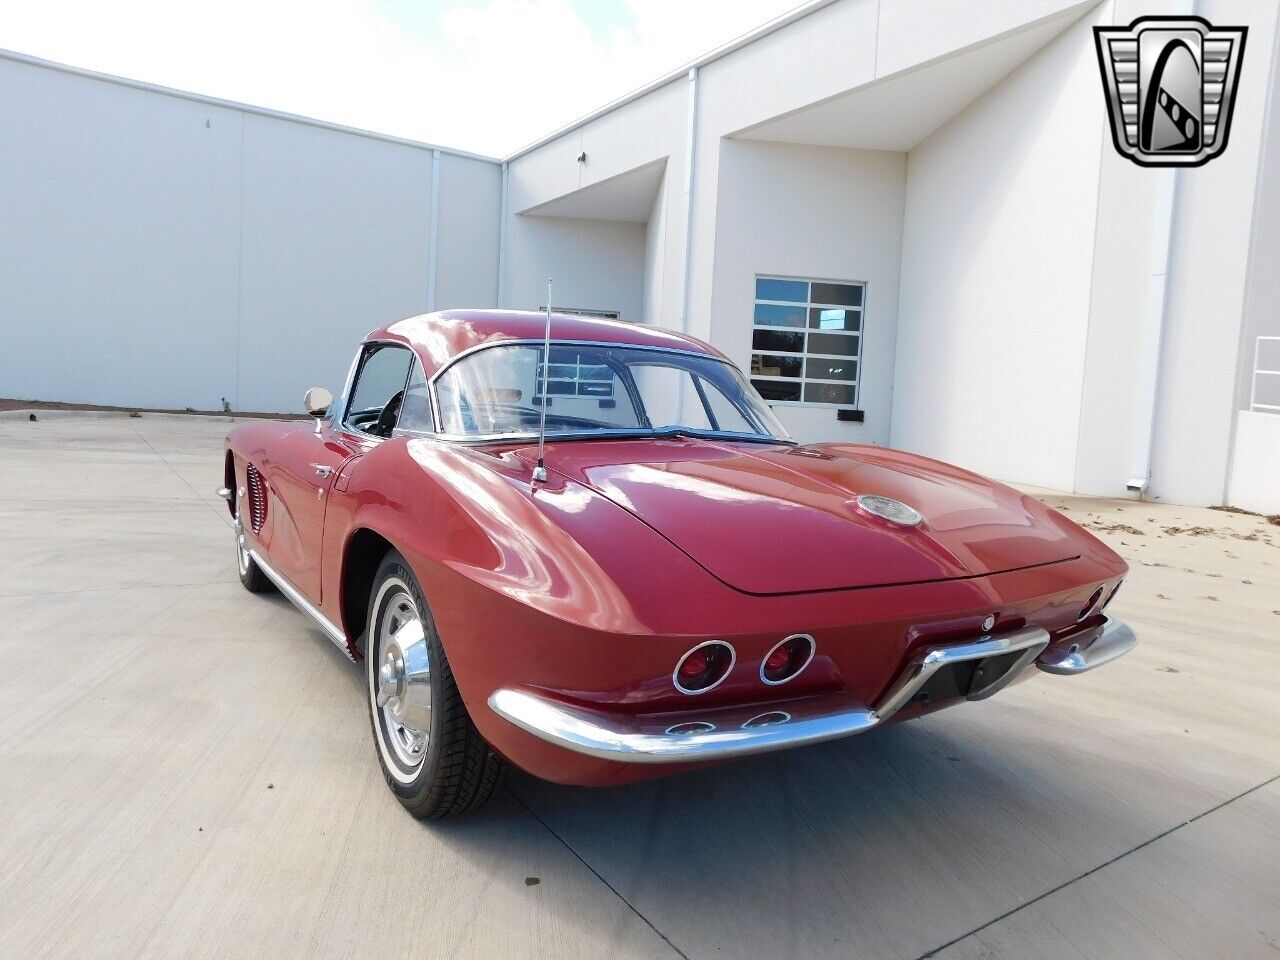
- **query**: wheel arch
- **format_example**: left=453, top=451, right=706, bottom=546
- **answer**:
left=339, top=526, right=401, bottom=657
left=223, top=449, right=237, bottom=518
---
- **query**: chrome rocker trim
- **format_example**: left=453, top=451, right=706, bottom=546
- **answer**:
left=247, top=547, right=355, bottom=662
left=489, top=624, right=1065, bottom=765
left=1036, top=616, right=1137, bottom=675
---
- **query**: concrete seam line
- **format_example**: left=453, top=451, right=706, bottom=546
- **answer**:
left=506, top=788, right=691, bottom=960
left=913, top=772, right=1280, bottom=959
left=126, top=422, right=229, bottom=525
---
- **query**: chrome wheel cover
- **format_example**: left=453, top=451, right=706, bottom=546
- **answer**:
left=235, top=494, right=251, bottom=575
left=369, top=578, right=432, bottom=778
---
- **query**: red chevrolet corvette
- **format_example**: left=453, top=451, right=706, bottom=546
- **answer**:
left=220, top=310, right=1135, bottom=818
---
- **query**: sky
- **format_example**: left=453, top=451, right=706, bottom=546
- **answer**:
left=0, top=0, right=803, bottom=157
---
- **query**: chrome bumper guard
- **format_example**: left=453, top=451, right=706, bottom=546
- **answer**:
left=488, top=618, right=1136, bottom=765
left=1035, top=615, right=1138, bottom=675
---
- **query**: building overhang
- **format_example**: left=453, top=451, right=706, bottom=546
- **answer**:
left=732, top=2, right=1094, bottom=152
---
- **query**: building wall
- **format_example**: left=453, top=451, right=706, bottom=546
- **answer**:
left=0, top=56, right=242, bottom=411
left=641, top=171, right=670, bottom=325
left=435, top=154, right=502, bottom=311
left=892, top=7, right=1107, bottom=490
left=4, top=0, right=1279, bottom=510
left=234, top=114, right=435, bottom=412
left=1226, top=7, right=1280, bottom=513
left=0, top=54, right=501, bottom=413
left=1146, top=0, right=1280, bottom=505
left=709, top=140, right=906, bottom=445
left=502, top=215, right=646, bottom=320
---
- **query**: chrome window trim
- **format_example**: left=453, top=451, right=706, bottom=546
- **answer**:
left=428, top=338, right=792, bottom=445
left=341, top=339, right=416, bottom=441
left=428, top=426, right=798, bottom=446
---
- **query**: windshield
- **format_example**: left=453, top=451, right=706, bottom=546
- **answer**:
left=434, top=343, right=791, bottom=442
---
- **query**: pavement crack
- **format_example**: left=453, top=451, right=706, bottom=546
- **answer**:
left=913, top=772, right=1280, bottom=959
left=507, top=788, right=691, bottom=960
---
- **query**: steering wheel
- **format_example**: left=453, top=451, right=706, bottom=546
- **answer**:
left=373, top=390, right=404, bottom=437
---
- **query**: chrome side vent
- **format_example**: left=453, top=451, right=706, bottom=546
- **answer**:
left=246, top=462, right=268, bottom=535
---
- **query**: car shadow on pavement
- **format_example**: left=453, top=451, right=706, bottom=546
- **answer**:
left=435, top=714, right=1187, bottom=960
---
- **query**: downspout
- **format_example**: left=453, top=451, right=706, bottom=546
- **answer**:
left=679, top=66, right=699, bottom=334
left=426, top=148, right=442, bottom=310
left=1127, top=167, right=1177, bottom=494
left=497, top=161, right=510, bottom=307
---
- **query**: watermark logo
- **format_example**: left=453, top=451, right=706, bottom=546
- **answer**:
left=1094, top=16, right=1247, bottom=167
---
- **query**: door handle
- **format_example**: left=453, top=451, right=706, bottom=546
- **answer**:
left=311, top=463, right=333, bottom=478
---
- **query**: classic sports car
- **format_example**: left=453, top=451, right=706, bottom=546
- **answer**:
left=220, top=309, right=1137, bottom=818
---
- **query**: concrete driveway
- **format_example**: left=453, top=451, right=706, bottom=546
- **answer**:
left=1, top=412, right=1277, bottom=960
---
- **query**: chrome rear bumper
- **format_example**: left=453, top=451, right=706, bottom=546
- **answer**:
left=489, top=619, right=1136, bottom=765
left=1035, top=616, right=1138, bottom=675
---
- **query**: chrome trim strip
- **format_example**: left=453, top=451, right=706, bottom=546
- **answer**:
left=487, top=624, right=1051, bottom=764
left=248, top=548, right=354, bottom=662
left=1036, top=616, right=1137, bottom=675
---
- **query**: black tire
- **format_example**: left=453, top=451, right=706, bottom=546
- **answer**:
left=235, top=509, right=272, bottom=594
left=365, top=551, right=504, bottom=818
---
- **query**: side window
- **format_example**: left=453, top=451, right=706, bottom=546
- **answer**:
left=345, top=344, right=413, bottom=436
left=395, top=359, right=433, bottom=433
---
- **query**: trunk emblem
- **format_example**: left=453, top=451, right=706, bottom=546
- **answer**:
left=854, top=495, right=923, bottom=527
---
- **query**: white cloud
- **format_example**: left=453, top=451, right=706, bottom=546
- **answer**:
left=0, top=0, right=800, bottom=156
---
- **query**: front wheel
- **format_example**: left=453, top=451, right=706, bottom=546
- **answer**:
left=234, top=496, right=271, bottom=594
left=366, top=552, right=504, bottom=818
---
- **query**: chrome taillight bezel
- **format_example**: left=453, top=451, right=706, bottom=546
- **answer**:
left=759, top=634, right=816, bottom=686
left=672, top=640, right=736, bottom=695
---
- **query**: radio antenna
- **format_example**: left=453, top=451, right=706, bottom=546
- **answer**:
left=532, top=278, right=552, bottom=483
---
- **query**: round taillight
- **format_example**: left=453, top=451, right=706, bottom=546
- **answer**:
left=673, top=641, right=734, bottom=694
left=678, top=649, right=709, bottom=680
left=1078, top=586, right=1106, bottom=621
left=760, top=634, right=816, bottom=685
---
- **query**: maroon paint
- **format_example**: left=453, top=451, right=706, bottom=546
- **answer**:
left=225, top=312, right=1127, bottom=787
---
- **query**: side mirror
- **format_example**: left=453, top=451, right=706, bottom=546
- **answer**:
left=304, top=386, right=333, bottom=418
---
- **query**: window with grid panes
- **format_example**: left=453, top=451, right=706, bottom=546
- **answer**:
left=750, top=276, right=864, bottom=408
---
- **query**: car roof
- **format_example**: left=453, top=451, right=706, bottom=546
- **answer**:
left=366, top=310, right=725, bottom=379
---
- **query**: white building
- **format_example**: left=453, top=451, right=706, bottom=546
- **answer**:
left=2, top=0, right=1278, bottom=512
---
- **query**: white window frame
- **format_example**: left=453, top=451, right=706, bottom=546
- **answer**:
left=749, top=275, right=865, bottom=410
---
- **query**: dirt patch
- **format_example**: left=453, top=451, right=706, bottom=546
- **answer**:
left=1085, top=522, right=1146, bottom=536
left=1209, top=504, right=1280, bottom=527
